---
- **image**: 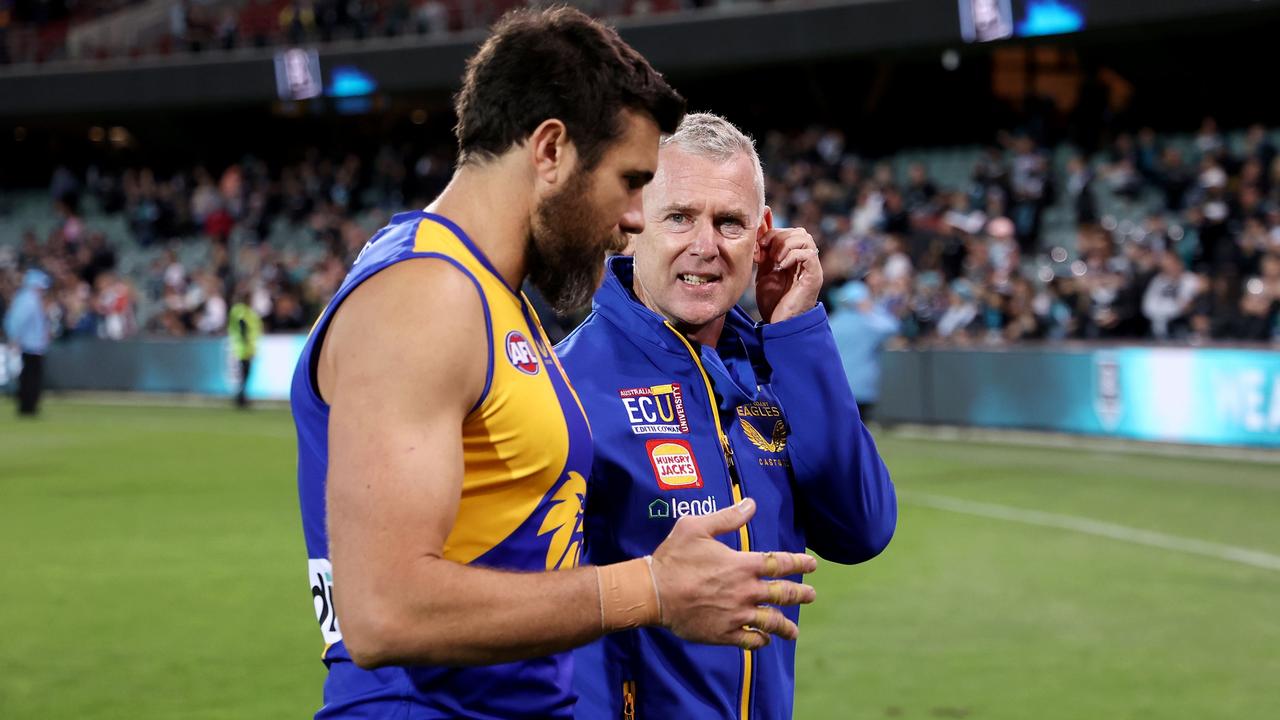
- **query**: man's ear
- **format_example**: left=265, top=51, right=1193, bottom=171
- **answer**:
left=754, top=206, right=774, bottom=264
left=529, top=119, right=573, bottom=186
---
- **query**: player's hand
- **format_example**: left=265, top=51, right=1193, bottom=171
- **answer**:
left=649, top=498, right=817, bottom=650
left=754, top=227, right=823, bottom=324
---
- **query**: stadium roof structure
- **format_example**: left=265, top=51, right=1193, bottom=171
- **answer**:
left=1, top=0, right=1276, bottom=118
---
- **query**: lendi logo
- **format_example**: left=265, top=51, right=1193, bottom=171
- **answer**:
left=648, top=496, right=718, bottom=520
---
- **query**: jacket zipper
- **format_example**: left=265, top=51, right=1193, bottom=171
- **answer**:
left=622, top=679, right=637, bottom=720
left=663, top=323, right=752, bottom=720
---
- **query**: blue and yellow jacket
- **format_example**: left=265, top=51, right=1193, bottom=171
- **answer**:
left=557, top=257, right=897, bottom=720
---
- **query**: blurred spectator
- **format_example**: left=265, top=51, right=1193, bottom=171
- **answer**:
left=268, top=291, right=307, bottom=331
left=51, top=165, right=80, bottom=205
left=1135, top=127, right=1161, bottom=182
left=1142, top=252, right=1202, bottom=340
left=1245, top=124, right=1277, bottom=173
left=1194, top=117, right=1225, bottom=159
left=1003, top=275, right=1046, bottom=342
left=92, top=272, right=137, bottom=339
left=1105, top=133, right=1143, bottom=201
left=416, top=1, right=449, bottom=35
left=279, top=1, right=317, bottom=45
left=190, top=167, right=221, bottom=226
left=1157, top=147, right=1193, bottom=212
left=1009, top=136, right=1049, bottom=253
left=1114, top=235, right=1158, bottom=337
left=193, top=273, right=227, bottom=334
left=79, top=231, right=116, bottom=287
left=936, top=279, right=980, bottom=342
left=169, top=0, right=189, bottom=50
left=1065, top=155, right=1097, bottom=225
left=55, top=197, right=85, bottom=246
left=216, top=8, right=239, bottom=50
left=904, top=162, right=938, bottom=214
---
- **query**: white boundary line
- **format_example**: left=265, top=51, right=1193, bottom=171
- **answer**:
left=904, top=491, right=1280, bottom=573
left=885, top=424, right=1280, bottom=466
left=47, top=391, right=290, bottom=410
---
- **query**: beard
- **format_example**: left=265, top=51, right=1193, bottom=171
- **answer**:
left=526, top=169, right=626, bottom=315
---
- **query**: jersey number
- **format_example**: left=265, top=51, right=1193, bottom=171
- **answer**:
left=308, top=558, right=343, bottom=644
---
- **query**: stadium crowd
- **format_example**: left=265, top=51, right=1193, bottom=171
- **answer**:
left=0, top=0, right=693, bottom=65
left=3, top=118, right=1280, bottom=347
left=766, top=119, right=1280, bottom=345
left=1, top=143, right=454, bottom=339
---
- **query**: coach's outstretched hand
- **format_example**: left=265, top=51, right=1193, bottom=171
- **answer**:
left=650, top=498, right=817, bottom=650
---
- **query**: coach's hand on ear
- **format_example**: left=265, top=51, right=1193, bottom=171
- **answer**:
left=755, top=226, right=822, bottom=325
left=649, top=498, right=817, bottom=650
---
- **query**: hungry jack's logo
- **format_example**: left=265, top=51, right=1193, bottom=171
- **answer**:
left=646, top=439, right=703, bottom=490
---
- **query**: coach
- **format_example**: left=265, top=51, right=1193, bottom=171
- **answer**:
left=557, top=114, right=897, bottom=719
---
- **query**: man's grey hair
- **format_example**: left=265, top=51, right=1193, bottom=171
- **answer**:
left=660, top=112, right=766, bottom=213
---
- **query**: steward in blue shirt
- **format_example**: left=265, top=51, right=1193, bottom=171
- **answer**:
left=4, top=269, right=52, bottom=417
left=558, top=114, right=898, bottom=720
left=829, top=280, right=901, bottom=422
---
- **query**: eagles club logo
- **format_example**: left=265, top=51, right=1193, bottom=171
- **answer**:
left=505, top=331, right=540, bottom=375
left=737, top=402, right=788, bottom=453
left=740, top=418, right=788, bottom=453
left=538, top=471, right=586, bottom=570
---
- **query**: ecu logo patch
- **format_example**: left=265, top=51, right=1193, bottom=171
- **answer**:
left=740, top=418, right=788, bottom=453
left=619, top=383, right=689, bottom=435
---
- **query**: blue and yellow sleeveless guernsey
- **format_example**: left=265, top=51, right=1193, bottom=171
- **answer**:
left=291, top=211, right=593, bottom=720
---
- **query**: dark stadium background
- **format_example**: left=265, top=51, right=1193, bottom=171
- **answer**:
left=7, top=1, right=1280, bottom=178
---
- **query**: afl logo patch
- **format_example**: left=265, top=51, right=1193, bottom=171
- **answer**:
left=505, top=331, right=540, bottom=375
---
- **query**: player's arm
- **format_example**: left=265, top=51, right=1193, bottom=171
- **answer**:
left=322, top=259, right=818, bottom=668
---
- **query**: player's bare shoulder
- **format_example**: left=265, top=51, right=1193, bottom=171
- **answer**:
left=318, top=258, right=488, bottom=412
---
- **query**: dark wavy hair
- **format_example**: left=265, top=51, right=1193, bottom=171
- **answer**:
left=453, top=6, right=685, bottom=170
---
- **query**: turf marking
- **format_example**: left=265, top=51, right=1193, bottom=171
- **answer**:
left=887, top=424, right=1280, bottom=467
left=904, top=491, right=1280, bottom=572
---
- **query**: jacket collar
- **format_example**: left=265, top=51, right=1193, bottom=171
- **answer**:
left=592, top=255, right=761, bottom=358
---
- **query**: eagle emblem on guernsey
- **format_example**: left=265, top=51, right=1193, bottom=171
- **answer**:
left=740, top=418, right=788, bottom=453
left=538, top=472, right=586, bottom=570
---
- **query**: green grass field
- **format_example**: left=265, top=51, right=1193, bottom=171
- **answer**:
left=2, top=400, right=1278, bottom=719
